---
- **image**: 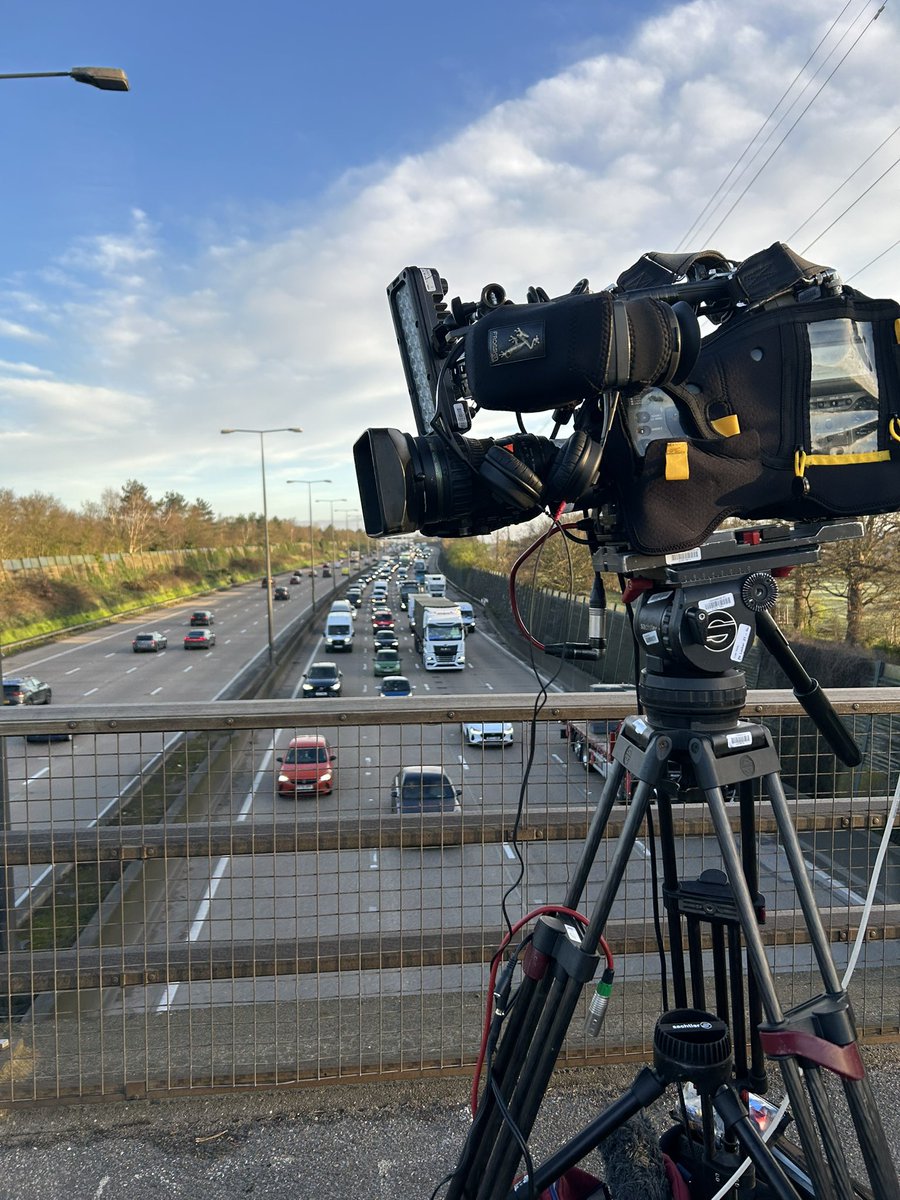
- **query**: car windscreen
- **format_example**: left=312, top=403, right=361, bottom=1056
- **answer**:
left=428, top=624, right=463, bottom=640
left=284, top=747, right=327, bottom=764
left=308, top=667, right=336, bottom=680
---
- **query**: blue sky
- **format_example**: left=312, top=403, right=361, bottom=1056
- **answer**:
left=2, top=0, right=899, bottom=526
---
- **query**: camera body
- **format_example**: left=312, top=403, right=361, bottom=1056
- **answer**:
left=355, top=244, right=900, bottom=553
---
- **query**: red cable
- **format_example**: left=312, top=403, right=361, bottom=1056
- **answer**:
left=470, top=905, right=614, bottom=1115
left=508, top=521, right=582, bottom=650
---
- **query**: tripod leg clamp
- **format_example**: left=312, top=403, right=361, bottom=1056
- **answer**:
left=521, top=916, right=600, bottom=985
left=759, top=993, right=865, bottom=1080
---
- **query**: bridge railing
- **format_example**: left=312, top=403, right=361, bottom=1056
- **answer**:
left=0, top=689, right=897, bottom=1105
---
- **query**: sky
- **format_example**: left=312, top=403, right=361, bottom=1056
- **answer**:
left=2, top=0, right=900, bottom=529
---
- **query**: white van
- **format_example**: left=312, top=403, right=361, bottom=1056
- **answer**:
left=324, top=611, right=354, bottom=652
left=330, top=599, right=355, bottom=621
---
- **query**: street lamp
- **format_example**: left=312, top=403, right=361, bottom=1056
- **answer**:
left=315, top=498, right=347, bottom=591
left=286, top=479, right=331, bottom=614
left=0, top=67, right=130, bottom=91
left=0, top=57, right=129, bottom=957
left=221, top=427, right=303, bottom=666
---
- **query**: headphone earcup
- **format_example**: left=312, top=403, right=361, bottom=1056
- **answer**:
left=544, top=430, right=603, bottom=501
left=479, top=444, right=544, bottom=510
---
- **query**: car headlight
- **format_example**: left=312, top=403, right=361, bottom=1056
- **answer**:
left=320, top=772, right=332, bottom=783
left=278, top=774, right=290, bottom=784
left=302, top=683, right=314, bottom=692
left=330, top=682, right=341, bottom=691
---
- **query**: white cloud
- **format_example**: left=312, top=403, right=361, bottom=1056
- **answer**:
left=2, top=0, right=900, bottom=518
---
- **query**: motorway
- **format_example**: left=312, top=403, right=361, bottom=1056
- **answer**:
left=3, top=564, right=896, bottom=1021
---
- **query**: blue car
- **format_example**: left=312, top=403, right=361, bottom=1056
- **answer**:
left=380, top=675, right=413, bottom=698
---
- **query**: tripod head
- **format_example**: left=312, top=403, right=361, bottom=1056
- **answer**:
left=593, top=519, right=864, bottom=766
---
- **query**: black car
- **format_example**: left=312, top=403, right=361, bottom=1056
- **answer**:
left=3, top=677, right=52, bottom=706
left=273, top=585, right=290, bottom=600
left=301, top=661, right=343, bottom=698
left=390, top=766, right=461, bottom=814
left=190, top=610, right=214, bottom=626
left=373, top=629, right=399, bottom=652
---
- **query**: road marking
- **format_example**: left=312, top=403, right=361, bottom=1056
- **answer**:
left=803, top=853, right=867, bottom=906
left=150, top=687, right=163, bottom=696
left=126, top=667, right=137, bottom=674
left=104, top=653, right=116, bottom=658
left=484, top=682, right=494, bottom=691
left=458, top=755, right=469, bottom=771
left=503, top=843, right=516, bottom=860
left=65, top=667, right=81, bottom=675
left=364, top=756, right=372, bottom=765
left=634, top=839, right=651, bottom=861
left=27, top=766, right=50, bottom=782
left=183, top=665, right=193, bottom=672
left=551, top=753, right=565, bottom=765
left=369, top=851, right=379, bottom=870
left=224, top=639, right=231, bottom=644
left=83, top=687, right=98, bottom=696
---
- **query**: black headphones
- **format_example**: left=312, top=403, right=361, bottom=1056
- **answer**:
left=479, top=429, right=603, bottom=513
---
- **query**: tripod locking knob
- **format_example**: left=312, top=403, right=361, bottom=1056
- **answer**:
left=741, top=571, right=778, bottom=613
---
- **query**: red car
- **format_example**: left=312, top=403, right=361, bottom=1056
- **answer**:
left=372, top=609, right=395, bottom=632
left=276, top=734, right=336, bottom=797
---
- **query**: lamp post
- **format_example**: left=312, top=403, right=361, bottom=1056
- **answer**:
left=0, top=59, right=129, bottom=955
left=221, top=427, right=303, bottom=666
left=286, top=479, right=331, bottom=614
left=315, top=498, right=347, bottom=592
left=0, top=67, right=129, bottom=90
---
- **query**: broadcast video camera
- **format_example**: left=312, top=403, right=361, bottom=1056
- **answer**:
left=354, top=243, right=900, bottom=555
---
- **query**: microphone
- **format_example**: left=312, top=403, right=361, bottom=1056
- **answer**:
left=598, top=1116, right=671, bottom=1200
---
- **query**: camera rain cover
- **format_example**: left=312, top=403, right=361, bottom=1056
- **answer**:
left=606, top=285, right=900, bottom=555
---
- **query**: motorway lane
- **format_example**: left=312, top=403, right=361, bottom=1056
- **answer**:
left=3, top=568, right=335, bottom=906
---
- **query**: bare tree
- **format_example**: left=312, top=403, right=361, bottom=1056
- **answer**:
left=817, top=514, right=900, bottom=644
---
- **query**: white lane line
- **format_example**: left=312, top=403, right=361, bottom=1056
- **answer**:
left=104, top=653, right=116, bottom=658
left=15, top=865, right=53, bottom=907
left=634, top=839, right=652, bottom=861
left=803, top=853, right=867, bottom=907
left=369, top=851, right=379, bottom=870
left=503, top=844, right=516, bottom=860
left=183, top=665, right=193, bottom=673
left=485, top=682, right=494, bottom=691
left=551, top=753, right=565, bottom=765
left=458, top=755, right=469, bottom=771
left=150, top=687, right=163, bottom=696
left=27, top=766, right=50, bottom=782
left=126, top=667, right=138, bottom=674
left=65, top=668, right=81, bottom=675
left=189, top=857, right=232, bottom=940
left=224, top=639, right=232, bottom=644
left=83, top=688, right=98, bottom=697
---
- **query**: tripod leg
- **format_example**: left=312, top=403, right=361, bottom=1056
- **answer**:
left=694, top=764, right=846, bottom=1200
left=475, top=775, right=659, bottom=1200
left=446, top=758, right=632, bottom=1200
left=764, top=770, right=900, bottom=1200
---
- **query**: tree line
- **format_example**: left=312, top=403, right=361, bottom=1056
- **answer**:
left=0, top=480, right=363, bottom=561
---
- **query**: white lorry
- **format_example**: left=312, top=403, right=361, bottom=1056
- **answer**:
left=424, top=573, right=446, bottom=597
left=413, top=597, right=465, bottom=670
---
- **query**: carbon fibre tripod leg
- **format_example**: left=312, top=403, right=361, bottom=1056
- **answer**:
left=691, top=736, right=900, bottom=1200
left=444, top=757, right=641, bottom=1200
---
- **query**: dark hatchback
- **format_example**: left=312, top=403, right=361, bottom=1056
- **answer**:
left=3, top=677, right=52, bottom=706
left=390, top=766, right=461, bottom=814
left=273, top=585, right=290, bottom=600
left=190, top=610, right=214, bottom=626
left=301, top=661, right=343, bottom=698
